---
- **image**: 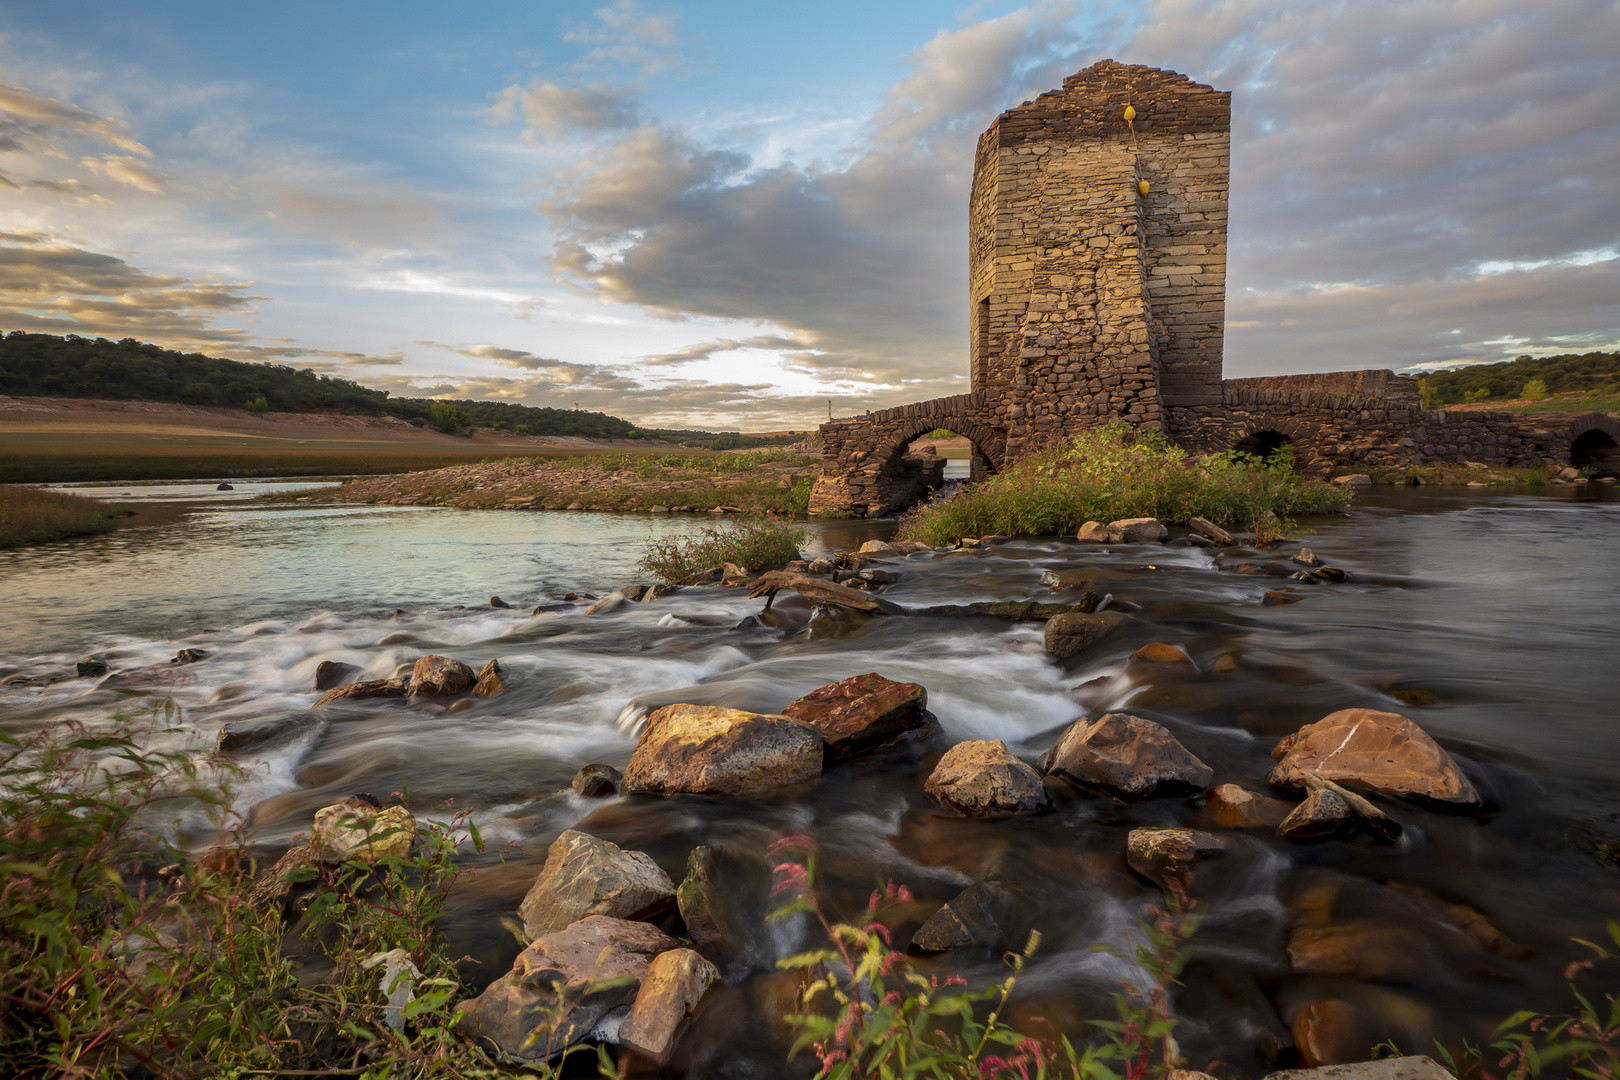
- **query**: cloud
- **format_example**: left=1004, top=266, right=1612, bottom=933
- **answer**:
left=0, top=83, right=151, bottom=158
left=80, top=153, right=163, bottom=193
left=641, top=334, right=809, bottom=366
left=490, top=81, right=639, bottom=140
left=561, top=0, right=681, bottom=74
left=418, top=340, right=641, bottom=389
left=0, top=237, right=262, bottom=347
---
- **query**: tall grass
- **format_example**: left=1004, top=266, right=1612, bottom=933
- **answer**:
left=896, top=421, right=1353, bottom=546
left=0, top=484, right=117, bottom=547
left=639, top=515, right=808, bottom=582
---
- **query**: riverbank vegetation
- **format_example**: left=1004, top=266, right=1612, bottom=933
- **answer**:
left=896, top=421, right=1353, bottom=546
left=640, top=515, right=807, bottom=582
left=1420, top=350, right=1619, bottom=408
left=0, top=484, right=119, bottom=547
left=302, top=449, right=819, bottom=514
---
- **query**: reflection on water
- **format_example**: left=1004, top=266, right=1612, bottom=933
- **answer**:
left=2, top=485, right=1618, bottom=1075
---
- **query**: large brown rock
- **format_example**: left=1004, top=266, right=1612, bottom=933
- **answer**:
left=1107, top=518, right=1169, bottom=543
left=924, top=740, right=1049, bottom=818
left=314, top=678, right=405, bottom=708
left=518, top=830, right=676, bottom=940
left=472, top=658, right=505, bottom=698
left=314, top=660, right=360, bottom=691
left=780, top=672, right=932, bottom=759
left=1126, top=827, right=1228, bottom=887
left=623, top=705, right=823, bottom=797
left=1044, top=611, right=1124, bottom=659
left=621, top=948, right=718, bottom=1060
left=1265, top=1058, right=1457, bottom=1080
left=456, top=916, right=678, bottom=1062
left=909, top=880, right=1013, bottom=953
left=1041, top=713, right=1213, bottom=799
left=310, top=797, right=416, bottom=864
left=1268, top=709, right=1478, bottom=805
left=1291, top=999, right=1372, bottom=1068
left=409, top=654, right=476, bottom=697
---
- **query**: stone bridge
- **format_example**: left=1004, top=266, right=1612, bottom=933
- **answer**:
left=808, top=60, right=1617, bottom=518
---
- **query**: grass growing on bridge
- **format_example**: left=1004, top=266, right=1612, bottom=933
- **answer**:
left=895, top=420, right=1354, bottom=545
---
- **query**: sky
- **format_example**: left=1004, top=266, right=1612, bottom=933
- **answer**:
left=0, top=0, right=1615, bottom=430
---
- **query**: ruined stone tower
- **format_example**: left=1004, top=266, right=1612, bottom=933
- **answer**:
left=970, top=60, right=1231, bottom=458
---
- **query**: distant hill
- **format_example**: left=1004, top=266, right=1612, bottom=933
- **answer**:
left=0, top=332, right=641, bottom=439
left=1420, top=350, right=1620, bottom=406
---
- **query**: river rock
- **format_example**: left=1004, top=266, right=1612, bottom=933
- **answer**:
left=676, top=844, right=770, bottom=981
left=518, top=830, right=676, bottom=940
left=1043, top=610, right=1124, bottom=659
left=645, top=583, right=680, bottom=601
left=858, top=540, right=898, bottom=555
left=1108, top=518, right=1168, bottom=543
left=571, top=764, right=621, bottom=797
left=76, top=656, right=109, bottom=677
left=1128, top=642, right=1197, bottom=673
left=1268, top=709, right=1479, bottom=805
left=1291, top=999, right=1372, bottom=1068
left=314, top=678, right=406, bottom=708
left=909, top=880, right=1013, bottom=953
left=171, top=648, right=207, bottom=665
left=805, top=556, right=836, bottom=575
left=1126, top=827, right=1228, bottom=887
left=780, top=672, right=932, bottom=759
left=1189, top=517, right=1234, bottom=545
left=1286, top=919, right=1435, bottom=981
left=215, top=714, right=320, bottom=756
left=1076, top=520, right=1108, bottom=542
left=924, top=740, right=1049, bottom=818
left=314, top=660, right=361, bottom=691
left=1278, top=775, right=1401, bottom=843
left=1263, top=590, right=1304, bottom=605
left=456, top=916, right=679, bottom=1062
left=621, top=947, right=718, bottom=1060
left=1331, top=474, right=1374, bottom=487
left=489, top=595, right=512, bottom=608
left=623, top=705, right=823, bottom=797
left=409, top=654, right=476, bottom=697
left=1265, top=1057, right=1458, bottom=1080
left=1206, top=784, right=1292, bottom=830
left=311, top=796, right=416, bottom=864
left=1041, top=713, right=1213, bottom=800
left=472, top=658, right=504, bottom=698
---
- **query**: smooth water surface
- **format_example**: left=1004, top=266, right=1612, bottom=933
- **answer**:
left=2, top=486, right=1618, bottom=1075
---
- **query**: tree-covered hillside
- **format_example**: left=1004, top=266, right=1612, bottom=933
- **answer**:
left=1420, top=350, right=1620, bottom=405
left=0, top=333, right=640, bottom=438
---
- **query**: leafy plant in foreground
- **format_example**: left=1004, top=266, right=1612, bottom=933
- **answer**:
left=639, top=514, right=808, bottom=583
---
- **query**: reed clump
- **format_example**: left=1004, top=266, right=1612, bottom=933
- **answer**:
left=640, top=515, right=808, bottom=582
left=896, top=420, right=1354, bottom=546
left=0, top=484, right=118, bottom=547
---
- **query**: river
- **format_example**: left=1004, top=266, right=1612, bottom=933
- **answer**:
left=2, top=482, right=1618, bottom=1075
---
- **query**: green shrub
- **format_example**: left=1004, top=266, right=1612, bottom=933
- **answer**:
left=639, top=515, right=807, bottom=582
left=1465, top=387, right=1492, bottom=403
left=896, top=420, right=1353, bottom=546
left=243, top=393, right=270, bottom=413
left=0, top=484, right=118, bottom=547
left=430, top=401, right=472, bottom=434
left=1522, top=378, right=1550, bottom=402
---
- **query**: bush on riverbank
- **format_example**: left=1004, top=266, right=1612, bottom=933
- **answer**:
left=640, top=515, right=808, bottom=582
left=0, top=484, right=118, bottom=547
left=896, top=421, right=1354, bottom=546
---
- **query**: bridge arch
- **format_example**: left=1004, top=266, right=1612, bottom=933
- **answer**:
left=1225, top=415, right=1314, bottom=469
left=878, top=414, right=1007, bottom=481
left=1569, top=414, right=1620, bottom=476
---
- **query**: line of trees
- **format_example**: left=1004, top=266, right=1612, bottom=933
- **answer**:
left=0, top=333, right=641, bottom=439
left=1420, top=350, right=1619, bottom=406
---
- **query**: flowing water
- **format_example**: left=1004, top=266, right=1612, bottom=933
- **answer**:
left=3, top=483, right=1620, bottom=1075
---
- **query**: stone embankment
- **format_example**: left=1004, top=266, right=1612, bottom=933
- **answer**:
left=291, top=451, right=820, bottom=514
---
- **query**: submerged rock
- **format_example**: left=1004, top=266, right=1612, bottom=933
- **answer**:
left=623, top=705, right=823, bottom=797
left=314, top=660, right=361, bottom=691
left=1286, top=919, right=1436, bottom=981
left=780, top=672, right=932, bottom=759
left=409, top=654, right=476, bottom=697
left=1277, top=774, right=1401, bottom=844
left=456, top=916, right=679, bottom=1062
left=621, top=948, right=718, bottom=1060
left=1268, top=709, right=1479, bottom=805
left=518, top=830, right=676, bottom=940
left=676, top=844, right=770, bottom=981
left=215, top=714, right=320, bottom=756
left=1206, top=784, right=1292, bottom=830
left=311, top=796, right=416, bottom=864
left=1126, top=827, right=1228, bottom=887
left=76, top=656, right=109, bottom=678
left=571, top=763, right=621, bottom=797
left=925, top=739, right=1049, bottom=818
left=909, top=880, right=1013, bottom=953
left=1041, top=713, right=1213, bottom=800
left=1043, top=610, right=1123, bottom=658
left=1128, top=642, right=1198, bottom=673
left=1290, top=999, right=1373, bottom=1068
left=313, top=678, right=406, bottom=708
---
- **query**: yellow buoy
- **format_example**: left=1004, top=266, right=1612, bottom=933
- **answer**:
left=1138, top=179, right=1151, bottom=196
left=1123, top=104, right=1136, bottom=122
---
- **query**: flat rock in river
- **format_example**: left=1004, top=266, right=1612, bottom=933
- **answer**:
left=924, top=739, right=1049, bottom=818
left=1268, top=708, right=1479, bottom=805
left=623, top=704, right=823, bottom=796
left=1044, top=610, right=1123, bottom=659
left=518, top=830, right=676, bottom=940
left=1126, top=827, right=1228, bottom=887
left=455, top=915, right=678, bottom=1062
left=1041, top=713, right=1213, bottom=800
left=780, top=672, right=932, bottom=759
left=314, top=678, right=405, bottom=708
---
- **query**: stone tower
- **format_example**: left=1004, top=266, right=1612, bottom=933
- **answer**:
left=968, top=59, right=1231, bottom=457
